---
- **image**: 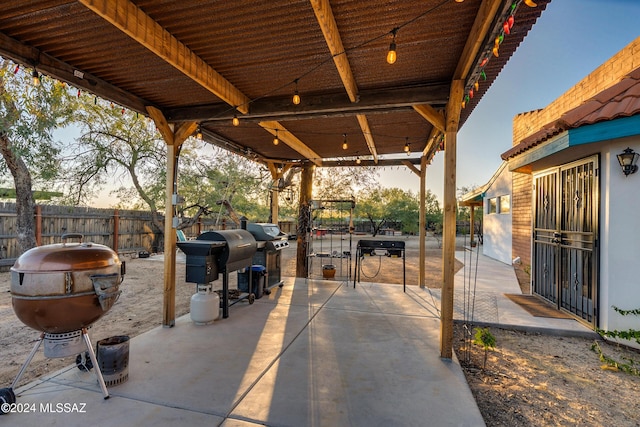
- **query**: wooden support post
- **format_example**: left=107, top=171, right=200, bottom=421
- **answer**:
left=270, top=188, right=279, bottom=225
left=35, top=205, right=42, bottom=246
left=113, top=209, right=120, bottom=252
left=163, top=143, right=178, bottom=327
left=469, top=206, right=475, bottom=246
left=296, top=164, right=314, bottom=278
left=419, top=155, right=427, bottom=288
left=147, top=106, right=197, bottom=328
left=440, top=80, right=464, bottom=359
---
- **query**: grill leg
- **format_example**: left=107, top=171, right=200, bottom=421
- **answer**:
left=82, top=328, right=109, bottom=399
left=10, top=332, right=45, bottom=389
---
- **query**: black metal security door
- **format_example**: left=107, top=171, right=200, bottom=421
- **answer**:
left=532, top=156, right=598, bottom=325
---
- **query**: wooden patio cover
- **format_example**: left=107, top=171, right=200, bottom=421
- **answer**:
left=0, top=0, right=549, bottom=357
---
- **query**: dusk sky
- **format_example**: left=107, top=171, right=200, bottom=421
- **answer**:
left=379, top=0, right=640, bottom=201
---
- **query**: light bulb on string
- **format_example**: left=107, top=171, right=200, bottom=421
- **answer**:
left=292, top=79, right=301, bottom=105
left=404, top=138, right=410, bottom=155
left=342, top=133, right=348, bottom=150
left=356, top=156, right=361, bottom=165
left=13, top=64, right=20, bottom=74
left=273, top=129, right=279, bottom=145
left=232, top=115, right=240, bottom=126
left=386, top=29, right=398, bottom=64
left=31, top=70, right=40, bottom=86
left=196, top=126, right=203, bottom=140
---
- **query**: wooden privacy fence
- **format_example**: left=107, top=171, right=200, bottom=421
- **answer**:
left=0, top=203, right=218, bottom=267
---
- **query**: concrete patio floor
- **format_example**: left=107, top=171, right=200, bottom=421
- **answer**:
left=9, top=276, right=484, bottom=427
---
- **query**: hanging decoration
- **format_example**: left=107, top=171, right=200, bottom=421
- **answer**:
left=462, top=0, right=536, bottom=109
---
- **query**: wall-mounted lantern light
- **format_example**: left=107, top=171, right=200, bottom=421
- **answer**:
left=617, top=147, right=639, bottom=176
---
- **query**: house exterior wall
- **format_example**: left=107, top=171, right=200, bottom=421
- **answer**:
left=483, top=165, right=512, bottom=265
left=598, top=139, right=640, bottom=349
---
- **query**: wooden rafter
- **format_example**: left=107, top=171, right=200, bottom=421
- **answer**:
left=310, top=0, right=358, bottom=103
left=79, top=0, right=251, bottom=114
left=311, top=0, right=380, bottom=162
left=355, top=114, right=379, bottom=163
left=259, top=121, right=323, bottom=167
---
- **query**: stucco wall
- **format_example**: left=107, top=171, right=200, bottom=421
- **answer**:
left=483, top=165, right=512, bottom=265
left=599, top=139, right=640, bottom=349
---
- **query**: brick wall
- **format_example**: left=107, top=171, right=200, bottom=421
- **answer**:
left=511, top=172, right=532, bottom=267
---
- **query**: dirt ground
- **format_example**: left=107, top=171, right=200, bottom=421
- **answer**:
left=1, top=235, right=639, bottom=426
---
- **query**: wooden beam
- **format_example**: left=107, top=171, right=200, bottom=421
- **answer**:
left=0, top=32, right=149, bottom=114
left=146, top=106, right=174, bottom=145
left=321, top=158, right=421, bottom=167
left=311, top=0, right=358, bottom=103
left=402, top=160, right=421, bottom=177
left=440, top=79, right=464, bottom=359
left=422, top=128, right=442, bottom=156
left=174, top=122, right=198, bottom=147
left=259, top=121, right=323, bottom=167
left=413, top=104, right=445, bottom=132
left=356, top=115, right=379, bottom=163
left=454, top=0, right=503, bottom=80
left=165, top=83, right=450, bottom=122
left=79, top=0, right=251, bottom=114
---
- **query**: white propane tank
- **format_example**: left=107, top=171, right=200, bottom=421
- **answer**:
left=190, top=284, right=220, bottom=325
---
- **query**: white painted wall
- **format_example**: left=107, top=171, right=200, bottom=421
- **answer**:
left=599, top=138, right=640, bottom=349
left=482, top=164, right=512, bottom=265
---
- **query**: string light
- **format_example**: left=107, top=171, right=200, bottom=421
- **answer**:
left=273, top=129, right=279, bottom=145
left=387, top=28, right=398, bottom=64
left=13, top=64, right=20, bottom=74
left=292, top=79, right=301, bottom=105
left=31, top=70, right=40, bottom=86
left=232, top=115, right=240, bottom=126
left=196, top=126, right=203, bottom=140
left=404, top=138, right=410, bottom=155
left=342, top=133, right=348, bottom=150
left=356, top=156, right=361, bottom=165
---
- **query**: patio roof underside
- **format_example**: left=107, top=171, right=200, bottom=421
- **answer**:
left=0, top=0, right=549, bottom=168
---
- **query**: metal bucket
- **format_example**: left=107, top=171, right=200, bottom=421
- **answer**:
left=97, top=335, right=129, bottom=387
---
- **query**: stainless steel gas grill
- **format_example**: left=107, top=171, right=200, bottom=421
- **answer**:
left=245, top=223, right=289, bottom=291
left=178, top=229, right=257, bottom=319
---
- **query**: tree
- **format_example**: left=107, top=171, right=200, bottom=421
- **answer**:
left=64, top=99, right=168, bottom=235
left=65, top=95, right=275, bottom=238
left=0, top=61, right=75, bottom=253
left=313, top=166, right=377, bottom=201
left=356, top=187, right=424, bottom=236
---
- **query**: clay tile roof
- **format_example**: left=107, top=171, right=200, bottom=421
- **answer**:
left=502, top=67, right=640, bottom=160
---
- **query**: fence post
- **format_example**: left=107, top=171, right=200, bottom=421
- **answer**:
left=113, top=209, right=119, bottom=252
left=35, top=205, right=42, bottom=246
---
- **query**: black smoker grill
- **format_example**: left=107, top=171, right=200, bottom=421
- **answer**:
left=245, top=223, right=289, bottom=290
left=178, top=229, right=257, bottom=318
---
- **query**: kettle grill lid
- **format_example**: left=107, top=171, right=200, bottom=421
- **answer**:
left=11, top=242, right=120, bottom=272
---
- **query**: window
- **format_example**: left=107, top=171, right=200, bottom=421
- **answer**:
left=488, top=198, right=497, bottom=214
left=500, top=195, right=511, bottom=214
